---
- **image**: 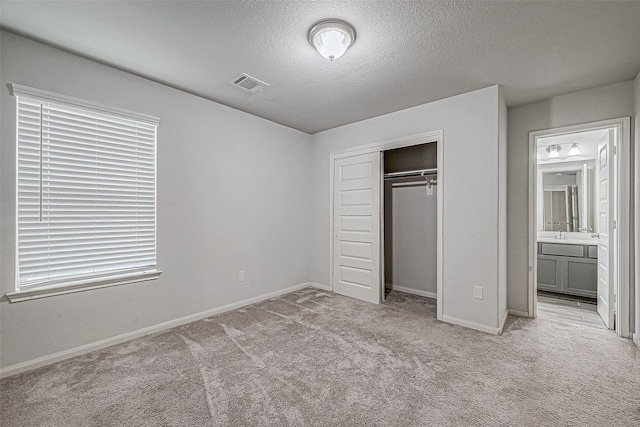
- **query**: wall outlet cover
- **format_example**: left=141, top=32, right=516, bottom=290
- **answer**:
left=473, top=286, right=483, bottom=300
left=238, top=270, right=245, bottom=282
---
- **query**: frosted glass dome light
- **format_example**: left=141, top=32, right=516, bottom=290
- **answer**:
left=546, top=144, right=561, bottom=158
left=308, top=20, right=356, bottom=61
left=568, top=143, right=581, bottom=156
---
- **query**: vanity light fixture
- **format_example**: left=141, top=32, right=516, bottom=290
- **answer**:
left=568, top=143, right=581, bottom=156
left=308, top=19, right=356, bottom=61
left=546, top=144, right=561, bottom=158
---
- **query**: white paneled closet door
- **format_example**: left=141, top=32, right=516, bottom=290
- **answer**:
left=597, top=130, right=615, bottom=329
left=332, top=152, right=381, bottom=304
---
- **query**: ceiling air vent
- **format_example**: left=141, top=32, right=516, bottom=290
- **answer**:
left=230, top=73, right=270, bottom=93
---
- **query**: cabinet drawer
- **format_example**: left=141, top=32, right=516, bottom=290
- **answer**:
left=587, top=246, right=598, bottom=258
left=541, top=243, right=584, bottom=257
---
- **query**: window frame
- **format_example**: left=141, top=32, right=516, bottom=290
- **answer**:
left=6, top=84, right=161, bottom=302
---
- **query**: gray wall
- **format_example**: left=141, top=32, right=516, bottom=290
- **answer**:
left=384, top=183, right=437, bottom=295
left=507, top=81, right=635, bottom=314
left=0, top=32, right=313, bottom=369
left=311, top=85, right=507, bottom=331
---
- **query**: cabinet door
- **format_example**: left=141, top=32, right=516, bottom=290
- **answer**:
left=564, top=258, right=597, bottom=298
left=537, top=255, right=562, bottom=292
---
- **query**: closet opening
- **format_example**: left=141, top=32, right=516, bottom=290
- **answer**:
left=383, top=143, right=438, bottom=311
left=330, top=130, right=444, bottom=319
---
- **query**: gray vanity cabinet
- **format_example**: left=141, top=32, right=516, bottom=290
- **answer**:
left=537, top=256, right=562, bottom=292
left=537, top=243, right=597, bottom=298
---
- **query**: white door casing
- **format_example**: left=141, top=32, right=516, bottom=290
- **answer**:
left=332, top=152, right=381, bottom=304
left=597, top=130, right=615, bottom=329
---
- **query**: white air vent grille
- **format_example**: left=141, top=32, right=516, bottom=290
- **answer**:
left=230, top=73, right=270, bottom=93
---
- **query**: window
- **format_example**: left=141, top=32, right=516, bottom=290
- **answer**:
left=8, top=84, right=160, bottom=301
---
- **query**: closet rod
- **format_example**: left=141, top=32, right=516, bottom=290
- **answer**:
left=383, top=168, right=437, bottom=179
left=391, top=180, right=438, bottom=188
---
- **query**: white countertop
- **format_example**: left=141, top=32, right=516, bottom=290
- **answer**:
left=537, top=237, right=598, bottom=246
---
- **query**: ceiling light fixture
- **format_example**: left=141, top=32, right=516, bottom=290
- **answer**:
left=546, top=144, right=561, bottom=158
left=308, top=19, right=356, bottom=61
left=568, top=143, right=581, bottom=156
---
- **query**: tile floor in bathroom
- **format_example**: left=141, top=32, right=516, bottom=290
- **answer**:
left=537, top=292, right=607, bottom=330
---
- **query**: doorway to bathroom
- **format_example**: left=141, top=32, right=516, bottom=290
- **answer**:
left=528, top=118, right=631, bottom=336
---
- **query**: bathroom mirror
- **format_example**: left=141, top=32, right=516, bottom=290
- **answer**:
left=537, top=162, right=595, bottom=233
left=542, top=174, right=578, bottom=231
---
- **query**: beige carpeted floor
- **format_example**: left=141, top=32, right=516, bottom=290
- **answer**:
left=1, top=288, right=639, bottom=426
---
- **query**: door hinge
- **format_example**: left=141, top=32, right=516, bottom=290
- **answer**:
left=613, top=146, right=617, bottom=155
left=613, top=219, right=617, bottom=229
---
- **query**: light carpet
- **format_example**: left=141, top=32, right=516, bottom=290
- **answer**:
left=1, top=288, right=639, bottom=426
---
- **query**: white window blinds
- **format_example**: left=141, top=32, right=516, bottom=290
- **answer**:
left=14, top=87, right=158, bottom=291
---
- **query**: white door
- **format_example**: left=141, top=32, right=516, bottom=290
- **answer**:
left=332, top=152, right=381, bottom=304
left=597, top=130, right=615, bottom=329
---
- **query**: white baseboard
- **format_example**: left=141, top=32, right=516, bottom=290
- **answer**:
left=633, top=333, right=640, bottom=350
left=507, top=309, right=531, bottom=318
left=387, top=284, right=436, bottom=299
left=498, top=310, right=509, bottom=335
left=441, top=314, right=501, bottom=335
left=307, top=282, right=330, bottom=291
left=0, top=282, right=322, bottom=379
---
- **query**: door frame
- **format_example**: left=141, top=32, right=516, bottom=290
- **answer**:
left=329, top=130, right=444, bottom=319
left=528, top=117, right=632, bottom=337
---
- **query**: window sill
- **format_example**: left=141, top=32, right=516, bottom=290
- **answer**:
left=5, top=270, right=162, bottom=303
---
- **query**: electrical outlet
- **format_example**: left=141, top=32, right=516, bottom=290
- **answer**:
left=238, top=270, right=245, bottom=282
left=473, top=286, right=483, bottom=300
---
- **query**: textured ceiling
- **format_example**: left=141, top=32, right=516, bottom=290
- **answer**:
left=2, top=1, right=640, bottom=134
